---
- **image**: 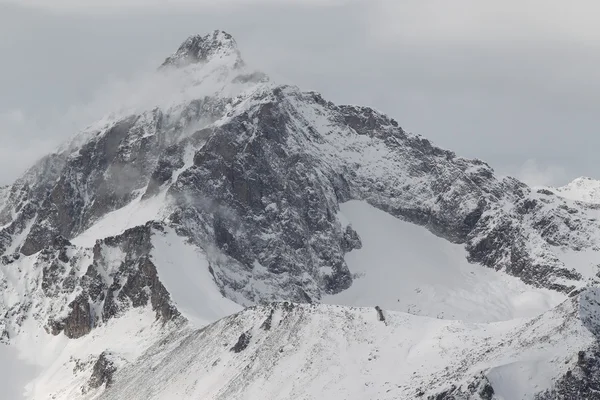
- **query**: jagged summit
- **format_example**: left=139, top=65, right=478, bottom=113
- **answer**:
left=161, top=30, right=243, bottom=68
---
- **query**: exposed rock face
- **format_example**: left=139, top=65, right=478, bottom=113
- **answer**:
left=95, top=223, right=179, bottom=323
left=62, top=294, right=93, bottom=339
left=86, top=352, right=118, bottom=391
left=165, top=85, right=600, bottom=302
left=2, top=30, right=600, bottom=400
left=341, top=225, right=362, bottom=252
left=375, top=306, right=385, bottom=322
left=230, top=331, right=252, bottom=353
left=1, top=222, right=179, bottom=341
left=167, top=94, right=361, bottom=301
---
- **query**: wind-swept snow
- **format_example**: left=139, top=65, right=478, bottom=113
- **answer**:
left=325, top=200, right=565, bottom=322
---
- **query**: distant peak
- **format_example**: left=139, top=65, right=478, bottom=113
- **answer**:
left=564, top=176, right=600, bottom=188
left=571, top=176, right=597, bottom=183
left=161, top=30, right=244, bottom=69
left=550, top=176, right=600, bottom=204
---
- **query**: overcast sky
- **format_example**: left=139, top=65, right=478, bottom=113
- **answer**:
left=0, top=0, right=599, bottom=186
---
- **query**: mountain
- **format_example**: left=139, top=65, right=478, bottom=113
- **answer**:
left=1, top=30, right=600, bottom=399
left=544, top=177, right=600, bottom=204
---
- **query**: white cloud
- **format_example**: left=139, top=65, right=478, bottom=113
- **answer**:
left=516, top=159, right=568, bottom=187
left=0, top=110, right=58, bottom=184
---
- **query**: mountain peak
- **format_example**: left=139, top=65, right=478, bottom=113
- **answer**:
left=548, top=176, right=600, bottom=203
left=161, top=30, right=243, bottom=68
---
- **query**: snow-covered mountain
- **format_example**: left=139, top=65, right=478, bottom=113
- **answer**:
left=1, top=30, right=600, bottom=399
left=545, top=177, right=600, bottom=204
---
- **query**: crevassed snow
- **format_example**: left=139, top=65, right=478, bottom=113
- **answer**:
left=324, top=200, right=565, bottom=322
left=151, top=227, right=242, bottom=327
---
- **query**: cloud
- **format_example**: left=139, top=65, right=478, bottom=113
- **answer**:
left=0, top=0, right=347, bottom=13
left=516, top=159, right=568, bottom=188
left=0, top=110, right=60, bottom=184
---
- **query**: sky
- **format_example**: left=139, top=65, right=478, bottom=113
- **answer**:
left=0, top=0, right=599, bottom=186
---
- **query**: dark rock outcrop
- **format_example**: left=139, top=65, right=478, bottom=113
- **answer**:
left=230, top=331, right=252, bottom=353
left=85, top=352, right=118, bottom=392
left=429, top=374, right=495, bottom=400
left=48, top=294, right=93, bottom=339
left=375, top=306, right=385, bottom=322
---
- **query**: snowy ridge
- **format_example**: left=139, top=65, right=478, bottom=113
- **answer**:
left=90, top=290, right=600, bottom=400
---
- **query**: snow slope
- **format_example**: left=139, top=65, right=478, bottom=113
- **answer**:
left=150, top=227, right=242, bottom=327
left=325, top=201, right=565, bottom=322
left=21, top=307, right=174, bottom=399
left=94, top=289, right=600, bottom=400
